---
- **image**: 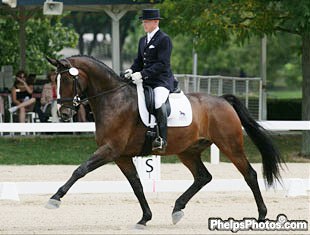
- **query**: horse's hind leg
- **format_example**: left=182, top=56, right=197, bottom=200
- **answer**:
left=115, top=157, right=152, bottom=228
left=217, top=141, right=267, bottom=221
left=46, top=144, right=114, bottom=208
left=235, top=157, right=267, bottom=221
left=244, top=162, right=267, bottom=221
left=172, top=152, right=212, bottom=224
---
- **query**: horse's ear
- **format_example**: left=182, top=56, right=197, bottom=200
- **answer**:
left=45, top=56, right=59, bottom=67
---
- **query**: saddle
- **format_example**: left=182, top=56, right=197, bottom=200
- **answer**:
left=143, top=85, right=171, bottom=119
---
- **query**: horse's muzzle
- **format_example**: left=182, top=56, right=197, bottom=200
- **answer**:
left=59, top=105, right=76, bottom=122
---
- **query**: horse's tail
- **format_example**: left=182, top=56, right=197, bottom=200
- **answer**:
left=222, top=94, right=283, bottom=186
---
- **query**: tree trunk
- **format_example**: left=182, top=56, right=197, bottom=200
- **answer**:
left=78, top=34, right=84, bottom=55
left=19, top=7, right=26, bottom=70
left=87, top=32, right=98, bottom=56
left=301, top=33, right=310, bottom=157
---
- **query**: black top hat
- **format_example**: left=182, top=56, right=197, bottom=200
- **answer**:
left=139, top=9, right=162, bottom=20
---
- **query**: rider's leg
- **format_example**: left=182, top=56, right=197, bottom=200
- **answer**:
left=153, top=87, right=169, bottom=150
left=155, top=103, right=167, bottom=144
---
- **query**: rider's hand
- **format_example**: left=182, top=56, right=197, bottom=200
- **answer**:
left=131, top=72, right=142, bottom=81
left=124, top=69, right=133, bottom=79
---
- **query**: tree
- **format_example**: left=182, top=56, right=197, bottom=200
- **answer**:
left=160, top=0, right=310, bottom=156
left=62, top=11, right=137, bottom=69
left=62, top=12, right=110, bottom=56
left=203, top=33, right=301, bottom=85
left=0, top=9, right=78, bottom=74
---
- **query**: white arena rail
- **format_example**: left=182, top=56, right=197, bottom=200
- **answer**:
left=0, top=121, right=308, bottom=132
left=258, top=121, right=310, bottom=131
left=0, top=122, right=96, bottom=133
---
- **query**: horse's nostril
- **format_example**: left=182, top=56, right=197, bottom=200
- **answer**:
left=59, top=106, right=76, bottom=122
left=60, top=113, right=71, bottom=122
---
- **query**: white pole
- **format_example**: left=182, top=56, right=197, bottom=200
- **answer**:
left=104, top=9, right=127, bottom=75
left=210, top=144, right=220, bottom=164
left=260, top=35, right=267, bottom=120
left=192, top=49, right=198, bottom=92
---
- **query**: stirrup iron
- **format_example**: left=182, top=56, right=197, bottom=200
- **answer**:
left=152, top=136, right=165, bottom=150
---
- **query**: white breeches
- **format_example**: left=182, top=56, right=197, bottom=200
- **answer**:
left=154, top=86, right=169, bottom=109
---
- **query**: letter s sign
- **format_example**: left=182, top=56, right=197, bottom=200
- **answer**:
left=145, top=159, right=154, bottom=173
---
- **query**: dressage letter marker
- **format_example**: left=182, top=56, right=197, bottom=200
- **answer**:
left=133, top=156, right=161, bottom=180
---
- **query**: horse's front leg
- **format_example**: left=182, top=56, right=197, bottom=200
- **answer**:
left=172, top=153, right=212, bottom=224
left=45, top=144, right=116, bottom=209
left=115, top=157, right=152, bottom=228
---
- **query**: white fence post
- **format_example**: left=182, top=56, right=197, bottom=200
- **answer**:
left=210, top=144, right=220, bottom=164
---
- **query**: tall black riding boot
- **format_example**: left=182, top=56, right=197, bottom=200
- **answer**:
left=152, top=103, right=167, bottom=151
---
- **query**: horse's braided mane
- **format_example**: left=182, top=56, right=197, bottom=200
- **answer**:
left=68, top=55, right=122, bottom=81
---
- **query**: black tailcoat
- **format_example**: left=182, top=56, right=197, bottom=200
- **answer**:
left=131, top=30, right=175, bottom=92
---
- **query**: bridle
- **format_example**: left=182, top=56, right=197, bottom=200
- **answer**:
left=56, top=66, right=82, bottom=112
left=56, top=60, right=130, bottom=114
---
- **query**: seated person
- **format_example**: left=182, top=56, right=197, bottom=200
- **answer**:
left=40, top=70, right=59, bottom=122
left=73, top=97, right=93, bottom=122
left=9, top=70, right=36, bottom=123
left=76, top=103, right=87, bottom=122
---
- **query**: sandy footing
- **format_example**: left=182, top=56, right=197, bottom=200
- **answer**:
left=0, top=163, right=309, bottom=234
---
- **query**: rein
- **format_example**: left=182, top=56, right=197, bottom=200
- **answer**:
left=79, top=83, right=128, bottom=105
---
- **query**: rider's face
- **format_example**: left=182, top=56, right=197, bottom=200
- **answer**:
left=142, top=20, right=159, bottom=33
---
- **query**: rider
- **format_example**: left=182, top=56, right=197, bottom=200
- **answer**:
left=124, top=9, right=176, bottom=151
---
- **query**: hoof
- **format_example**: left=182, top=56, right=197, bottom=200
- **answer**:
left=258, top=218, right=266, bottom=222
left=45, top=199, right=61, bottom=209
left=134, top=223, right=146, bottom=230
left=172, top=211, right=184, bottom=225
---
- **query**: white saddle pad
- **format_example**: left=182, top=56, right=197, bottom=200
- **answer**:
left=134, top=79, right=192, bottom=127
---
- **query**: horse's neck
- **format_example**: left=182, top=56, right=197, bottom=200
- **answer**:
left=79, top=60, right=137, bottom=121
left=88, top=83, right=137, bottom=131
left=86, top=70, right=121, bottom=96
left=86, top=73, right=135, bottom=112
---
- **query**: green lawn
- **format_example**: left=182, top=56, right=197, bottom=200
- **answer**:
left=0, top=134, right=308, bottom=165
left=267, top=90, right=302, bottom=99
left=0, top=135, right=97, bottom=165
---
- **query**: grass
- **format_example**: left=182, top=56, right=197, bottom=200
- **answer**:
left=267, top=90, right=302, bottom=99
left=0, top=135, right=97, bottom=165
left=0, top=133, right=309, bottom=165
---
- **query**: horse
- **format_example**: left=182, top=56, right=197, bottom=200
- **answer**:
left=45, top=55, right=283, bottom=227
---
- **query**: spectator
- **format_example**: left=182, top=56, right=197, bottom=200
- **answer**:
left=9, top=70, right=36, bottom=122
left=74, top=95, right=90, bottom=122
left=76, top=104, right=87, bottom=122
left=40, top=70, right=59, bottom=122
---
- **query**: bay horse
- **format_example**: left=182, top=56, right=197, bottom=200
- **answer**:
left=46, top=55, right=282, bottom=227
